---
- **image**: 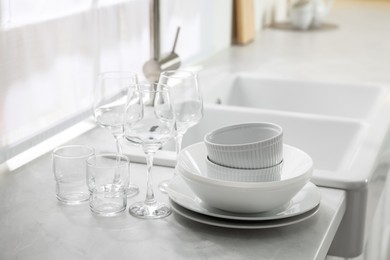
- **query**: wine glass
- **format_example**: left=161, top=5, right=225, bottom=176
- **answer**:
left=157, top=70, right=203, bottom=193
left=124, top=82, right=175, bottom=219
left=93, top=71, right=139, bottom=197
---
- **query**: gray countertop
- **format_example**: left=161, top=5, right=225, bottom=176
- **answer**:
left=0, top=126, right=346, bottom=260
left=197, top=0, right=390, bottom=98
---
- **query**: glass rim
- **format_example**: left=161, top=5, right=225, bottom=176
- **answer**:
left=160, top=70, right=196, bottom=79
left=98, top=71, right=138, bottom=79
left=86, top=153, right=129, bottom=168
left=53, top=145, right=95, bottom=159
left=131, top=82, right=170, bottom=92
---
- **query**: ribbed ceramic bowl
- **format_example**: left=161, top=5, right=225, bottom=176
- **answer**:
left=205, top=156, right=283, bottom=182
left=204, top=122, right=283, bottom=169
left=177, top=142, right=313, bottom=213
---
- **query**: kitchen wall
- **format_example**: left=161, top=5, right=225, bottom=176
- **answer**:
left=0, top=0, right=285, bottom=163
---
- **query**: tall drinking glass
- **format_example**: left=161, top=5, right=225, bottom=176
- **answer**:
left=158, top=70, right=203, bottom=193
left=124, top=82, right=175, bottom=219
left=93, top=71, right=139, bottom=197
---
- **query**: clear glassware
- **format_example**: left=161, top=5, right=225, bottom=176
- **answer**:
left=87, top=153, right=129, bottom=216
left=93, top=71, right=139, bottom=197
left=157, top=70, right=203, bottom=193
left=124, top=82, right=175, bottom=219
left=52, top=145, right=95, bottom=205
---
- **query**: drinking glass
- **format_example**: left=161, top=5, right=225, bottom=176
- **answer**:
left=93, top=71, right=139, bottom=197
left=87, top=153, right=129, bottom=216
left=124, top=82, right=175, bottom=219
left=157, top=70, right=203, bottom=193
left=52, top=145, right=95, bottom=204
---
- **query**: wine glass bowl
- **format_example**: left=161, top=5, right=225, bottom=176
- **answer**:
left=94, top=71, right=137, bottom=132
left=124, top=82, right=175, bottom=219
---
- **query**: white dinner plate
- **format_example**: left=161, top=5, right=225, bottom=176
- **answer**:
left=167, top=176, right=321, bottom=221
left=170, top=199, right=320, bottom=229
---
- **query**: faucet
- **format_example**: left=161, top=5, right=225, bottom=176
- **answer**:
left=143, top=0, right=181, bottom=83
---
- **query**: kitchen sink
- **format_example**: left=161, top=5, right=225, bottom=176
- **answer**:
left=181, top=104, right=366, bottom=173
left=199, top=74, right=390, bottom=258
left=204, top=73, right=387, bottom=120
left=125, top=73, right=390, bottom=258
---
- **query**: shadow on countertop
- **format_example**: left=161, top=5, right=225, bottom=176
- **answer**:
left=269, top=22, right=339, bottom=32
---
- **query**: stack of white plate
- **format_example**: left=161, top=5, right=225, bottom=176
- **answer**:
left=167, top=142, right=321, bottom=229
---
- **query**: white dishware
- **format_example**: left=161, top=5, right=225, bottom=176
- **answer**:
left=158, top=70, right=203, bottom=193
left=205, top=156, right=283, bottom=182
left=290, top=0, right=333, bottom=30
left=290, top=0, right=314, bottom=30
left=167, top=175, right=321, bottom=221
left=124, top=82, right=176, bottom=219
left=177, top=142, right=313, bottom=213
left=312, top=0, right=333, bottom=28
left=170, top=200, right=320, bottom=229
left=204, top=122, right=283, bottom=169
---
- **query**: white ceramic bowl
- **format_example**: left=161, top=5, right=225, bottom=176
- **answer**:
left=205, top=156, right=283, bottom=182
left=204, top=122, right=283, bottom=169
left=290, top=1, right=314, bottom=30
left=177, top=142, right=313, bottom=213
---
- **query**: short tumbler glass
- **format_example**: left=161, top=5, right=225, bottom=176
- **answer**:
left=87, top=153, right=129, bottom=216
left=52, top=145, right=95, bottom=205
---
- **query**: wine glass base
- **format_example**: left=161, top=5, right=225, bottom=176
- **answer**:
left=129, top=201, right=172, bottom=219
left=158, top=179, right=170, bottom=194
left=125, top=183, right=140, bottom=198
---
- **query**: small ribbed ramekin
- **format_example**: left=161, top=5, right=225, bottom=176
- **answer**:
left=204, top=122, right=283, bottom=169
left=206, top=156, right=283, bottom=182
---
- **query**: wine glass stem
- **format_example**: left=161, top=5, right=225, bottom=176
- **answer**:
left=144, top=152, right=156, bottom=205
left=113, top=132, right=130, bottom=190
left=112, top=125, right=124, bottom=155
left=174, top=134, right=184, bottom=176
left=114, top=135, right=123, bottom=155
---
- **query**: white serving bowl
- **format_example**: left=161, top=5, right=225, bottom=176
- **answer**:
left=205, top=156, right=283, bottom=182
left=204, top=122, right=283, bottom=169
left=177, top=142, right=313, bottom=213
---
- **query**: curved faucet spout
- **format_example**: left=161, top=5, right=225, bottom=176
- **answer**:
left=143, top=0, right=181, bottom=82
